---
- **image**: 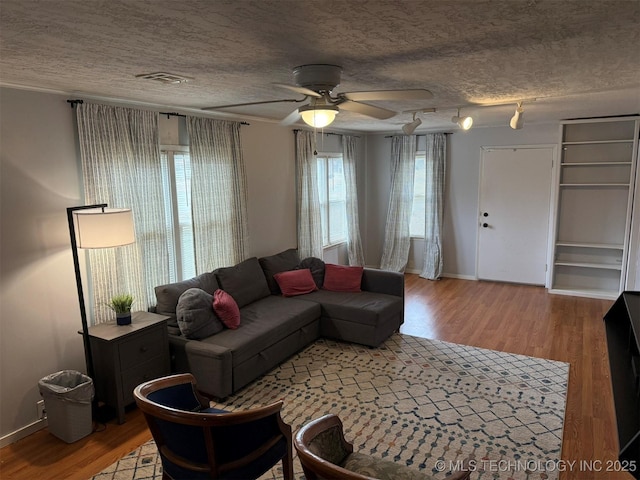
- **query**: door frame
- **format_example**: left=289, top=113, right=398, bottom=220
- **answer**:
left=475, top=144, right=559, bottom=288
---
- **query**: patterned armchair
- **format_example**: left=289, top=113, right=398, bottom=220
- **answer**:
left=134, top=373, right=293, bottom=480
left=294, top=414, right=470, bottom=480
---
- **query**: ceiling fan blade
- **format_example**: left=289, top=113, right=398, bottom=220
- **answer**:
left=202, top=98, right=303, bottom=111
left=273, top=83, right=322, bottom=98
left=280, top=108, right=301, bottom=126
left=341, top=89, right=433, bottom=102
left=338, top=100, right=396, bottom=120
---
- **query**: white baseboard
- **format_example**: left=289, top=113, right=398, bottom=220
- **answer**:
left=365, top=265, right=478, bottom=282
left=441, top=272, right=477, bottom=281
left=404, top=270, right=477, bottom=280
left=0, top=418, right=47, bottom=448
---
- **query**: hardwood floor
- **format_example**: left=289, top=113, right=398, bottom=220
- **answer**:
left=0, top=276, right=630, bottom=479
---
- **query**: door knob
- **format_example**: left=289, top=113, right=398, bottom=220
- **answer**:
left=482, top=223, right=488, bottom=228
left=483, top=212, right=489, bottom=217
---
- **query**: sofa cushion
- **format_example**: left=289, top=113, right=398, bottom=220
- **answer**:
left=296, top=290, right=402, bottom=326
left=213, top=289, right=241, bottom=329
left=215, top=257, right=271, bottom=308
left=323, top=264, right=363, bottom=293
left=258, top=248, right=301, bottom=294
left=176, top=288, right=224, bottom=340
left=198, top=296, right=320, bottom=366
left=308, top=425, right=350, bottom=465
left=274, top=269, right=318, bottom=297
left=341, top=452, right=432, bottom=480
left=155, top=272, right=219, bottom=327
left=298, top=257, right=325, bottom=288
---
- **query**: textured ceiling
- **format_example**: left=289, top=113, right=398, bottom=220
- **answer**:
left=1, top=0, right=639, bottom=132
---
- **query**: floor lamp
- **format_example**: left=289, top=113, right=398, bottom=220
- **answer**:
left=67, top=204, right=135, bottom=380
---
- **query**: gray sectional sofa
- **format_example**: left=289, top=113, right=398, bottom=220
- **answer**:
left=153, top=249, right=404, bottom=399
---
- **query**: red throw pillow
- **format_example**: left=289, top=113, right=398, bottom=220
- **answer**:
left=273, top=269, right=318, bottom=297
left=212, top=289, right=241, bottom=329
left=323, top=264, right=364, bottom=292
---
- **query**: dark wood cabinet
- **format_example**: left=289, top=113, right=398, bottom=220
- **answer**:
left=604, top=291, right=640, bottom=475
left=87, top=311, right=170, bottom=423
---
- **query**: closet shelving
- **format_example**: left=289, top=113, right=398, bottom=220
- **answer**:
left=550, top=116, right=639, bottom=299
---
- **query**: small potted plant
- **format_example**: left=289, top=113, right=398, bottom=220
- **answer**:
left=106, top=294, right=134, bottom=325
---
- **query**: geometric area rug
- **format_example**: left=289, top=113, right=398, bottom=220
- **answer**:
left=92, top=333, right=569, bottom=480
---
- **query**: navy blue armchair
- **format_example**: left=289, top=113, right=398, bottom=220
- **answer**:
left=134, top=373, right=293, bottom=480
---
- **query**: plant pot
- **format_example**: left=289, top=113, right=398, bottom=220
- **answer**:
left=116, top=312, right=132, bottom=326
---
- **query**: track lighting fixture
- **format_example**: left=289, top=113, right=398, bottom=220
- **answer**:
left=402, top=112, right=422, bottom=135
left=510, top=102, right=524, bottom=130
left=451, top=109, right=473, bottom=130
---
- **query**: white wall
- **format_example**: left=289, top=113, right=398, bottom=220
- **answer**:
left=363, top=124, right=559, bottom=277
left=0, top=88, right=85, bottom=444
left=242, top=124, right=297, bottom=257
left=363, top=134, right=392, bottom=267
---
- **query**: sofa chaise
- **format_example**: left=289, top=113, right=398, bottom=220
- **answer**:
left=153, top=249, right=404, bottom=399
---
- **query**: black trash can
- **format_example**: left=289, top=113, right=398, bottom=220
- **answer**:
left=38, top=370, right=94, bottom=443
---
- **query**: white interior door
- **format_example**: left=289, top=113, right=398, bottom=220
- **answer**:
left=477, top=147, right=554, bottom=285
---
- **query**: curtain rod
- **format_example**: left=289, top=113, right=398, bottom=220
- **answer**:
left=65, top=100, right=249, bottom=125
left=384, top=132, right=453, bottom=138
left=161, top=111, right=186, bottom=118
left=160, top=111, right=249, bottom=125
left=67, top=99, right=84, bottom=108
left=293, top=129, right=360, bottom=138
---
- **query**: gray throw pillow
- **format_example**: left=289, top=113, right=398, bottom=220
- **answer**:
left=215, top=257, right=271, bottom=308
left=258, top=248, right=301, bottom=294
left=155, top=271, right=219, bottom=318
left=299, top=257, right=326, bottom=288
left=176, top=288, right=224, bottom=340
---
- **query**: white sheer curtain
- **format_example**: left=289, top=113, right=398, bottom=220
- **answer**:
left=76, top=103, right=169, bottom=323
left=186, top=117, right=249, bottom=271
left=380, top=136, right=417, bottom=272
left=296, top=130, right=323, bottom=259
left=341, top=135, right=365, bottom=266
left=420, top=133, right=447, bottom=280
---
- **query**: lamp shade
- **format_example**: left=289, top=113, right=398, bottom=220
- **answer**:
left=73, top=208, right=135, bottom=248
left=299, top=105, right=339, bottom=128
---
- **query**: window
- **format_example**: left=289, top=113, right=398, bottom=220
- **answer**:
left=317, top=154, right=347, bottom=246
left=410, top=152, right=426, bottom=237
left=161, top=147, right=196, bottom=281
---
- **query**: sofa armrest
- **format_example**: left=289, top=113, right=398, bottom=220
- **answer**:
left=180, top=339, right=233, bottom=399
left=361, top=268, right=404, bottom=299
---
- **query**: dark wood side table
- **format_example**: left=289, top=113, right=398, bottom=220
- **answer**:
left=604, top=291, right=640, bottom=474
left=87, top=311, right=171, bottom=423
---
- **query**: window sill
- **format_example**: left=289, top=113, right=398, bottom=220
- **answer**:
left=323, top=241, right=347, bottom=250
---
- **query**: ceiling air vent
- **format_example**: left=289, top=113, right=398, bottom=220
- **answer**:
left=135, top=72, right=193, bottom=84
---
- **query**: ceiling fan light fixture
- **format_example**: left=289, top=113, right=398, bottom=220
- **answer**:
left=299, top=104, right=339, bottom=128
left=451, top=109, right=473, bottom=130
left=510, top=102, right=524, bottom=129
left=402, top=113, right=422, bottom=135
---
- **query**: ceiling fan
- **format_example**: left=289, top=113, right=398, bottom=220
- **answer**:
left=202, top=64, right=433, bottom=128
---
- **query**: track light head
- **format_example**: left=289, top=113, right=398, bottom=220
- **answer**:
left=402, top=113, right=422, bottom=135
left=451, top=109, right=473, bottom=130
left=510, top=102, right=524, bottom=130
